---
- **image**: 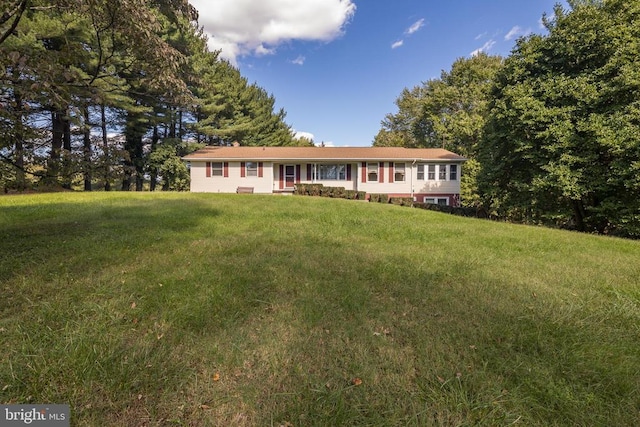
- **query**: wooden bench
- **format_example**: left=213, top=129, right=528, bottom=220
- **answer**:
left=236, top=186, right=254, bottom=194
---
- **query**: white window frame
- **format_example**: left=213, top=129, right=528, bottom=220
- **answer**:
left=422, top=164, right=455, bottom=181
left=449, top=164, right=458, bottom=181
left=427, top=164, right=436, bottom=180
left=245, top=161, right=258, bottom=177
left=315, top=164, right=346, bottom=181
left=394, top=163, right=406, bottom=182
left=210, top=162, right=223, bottom=177
left=367, top=163, right=378, bottom=182
left=438, top=164, right=447, bottom=181
left=424, top=197, right=449, bottom=206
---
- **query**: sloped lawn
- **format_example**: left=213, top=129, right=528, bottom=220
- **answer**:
left=1, top=193, right=638, bottom=426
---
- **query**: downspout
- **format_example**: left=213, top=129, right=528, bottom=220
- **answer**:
left=411, top=159, right=417, bottom=200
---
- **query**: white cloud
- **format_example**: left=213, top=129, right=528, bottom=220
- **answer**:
left=291, top=55, right=306, bottom=65
left=190, top=0, right=356, bottom=65
left=470, top=39, right=496, bottom=56
left=294, top=130, right=315, bottom=141
left=475, top=32, right=487, bottom=40
left=391, top=17, right=425, bottom=50
left=505, top=25, right=531, bottom=41
left=316, top=141, right=335, bottom=147
left=406, top=18, right=425, bottom=35
left=255, top=44, right=275, bottom=56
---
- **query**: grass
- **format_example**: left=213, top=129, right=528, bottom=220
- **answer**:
left=0, top=192, right=638, bottom=426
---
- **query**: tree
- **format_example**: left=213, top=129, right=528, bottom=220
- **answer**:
left=479, top=0, right=640, bottom=237
left=1, top=0, right=296, bottom=191
left=374, top=53, right=503, bottom=206
left=192, top=59, right=294, bottom=146
left=0, top=0, right=28, bottom=45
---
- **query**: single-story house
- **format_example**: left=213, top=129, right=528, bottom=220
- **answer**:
left=182, top=146, right=466, bottom=206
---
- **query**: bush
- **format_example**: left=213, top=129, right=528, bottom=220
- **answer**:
left=390, top=197, right=414, bottom=206
left=413, top=203, right=480, bottom=217
left=294, top=185, right=366, bottom=203
left=294, top=183, right=324, bottom=196
left=369, top=194, right=389, bottom=203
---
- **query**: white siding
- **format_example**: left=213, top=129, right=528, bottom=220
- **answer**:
left=189, top=160, right=462, bottom=195
left=189, top=161, right=274, bottom=193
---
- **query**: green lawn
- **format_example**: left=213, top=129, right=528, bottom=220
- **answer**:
left=1, top=193, right=638, bottom=426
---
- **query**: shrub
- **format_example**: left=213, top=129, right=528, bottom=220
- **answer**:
left=369, top=194, right=389, bottom=203
left=320, top=186, right=333, bottom=197
left=390, top=197, right=414, bottom=207
left=295, top=184, right=324, bottom=196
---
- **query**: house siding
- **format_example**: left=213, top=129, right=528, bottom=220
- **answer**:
left=184, top=147, right=465, bottom=203
left=190, top=161, right=274, bottom=193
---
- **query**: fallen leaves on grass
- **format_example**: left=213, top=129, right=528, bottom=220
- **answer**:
left=373, top=327, right=391, bottom=336
left=351, top=378, right=363, bottom=386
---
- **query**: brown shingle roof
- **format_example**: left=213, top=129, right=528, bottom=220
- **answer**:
left=183, top=146, right=466, bottom=161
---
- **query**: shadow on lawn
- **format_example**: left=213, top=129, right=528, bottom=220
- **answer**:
left=0, top=197, right=221, bottom=284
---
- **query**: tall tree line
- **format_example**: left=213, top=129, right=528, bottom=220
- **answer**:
left=0, top=0, right=297, bottom=192
left=376, top=0, right=639, bottom=238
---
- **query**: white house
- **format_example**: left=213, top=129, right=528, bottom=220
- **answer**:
left=183, top=146, right=466, bottom=206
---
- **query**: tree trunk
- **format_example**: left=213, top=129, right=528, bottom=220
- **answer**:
left=83, top=107, right=92, bottom=191
left=123, top=110, right=146, bottom=191
left=150, top=125, right=159, bottom=192
left=61, top=111, right=72, bottom=189
left=48, top=110, right=64, bottom=185
left=13, top=88, right=25, bottom=190
left=101, top=104, right=111, bottom=191
left=571, top=199, right=587, bottom=232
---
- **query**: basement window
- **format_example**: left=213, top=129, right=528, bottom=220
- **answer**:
left=424, top=197, right=449, bottom=206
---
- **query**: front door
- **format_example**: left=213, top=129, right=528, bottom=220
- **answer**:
left=285, top=165, right=296, bottom=189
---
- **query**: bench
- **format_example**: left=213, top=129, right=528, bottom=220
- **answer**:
left=236, top=186, right=254, bottom=194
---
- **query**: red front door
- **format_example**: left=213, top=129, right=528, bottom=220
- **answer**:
left=284, top=165, right=296, bottom=188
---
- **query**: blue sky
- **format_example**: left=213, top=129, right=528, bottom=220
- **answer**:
left=190, top=1, right=568, bottom=147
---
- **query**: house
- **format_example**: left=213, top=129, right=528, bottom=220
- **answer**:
left=182, top=146, right=466, bottom=206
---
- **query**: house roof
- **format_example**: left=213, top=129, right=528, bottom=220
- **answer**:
left=183, top=146, right=466, bottom=162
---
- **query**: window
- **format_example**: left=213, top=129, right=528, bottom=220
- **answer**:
left=245, top=162, right=258, bottom=177
left=422, top=164, right=455, bottom=181
left=425, top=197, right=449, bottom=206
left=394, top=163, right=406, bottom=182
left=211, top=162, right=223, bottom=176
left=367, top=163, right=378, bottom=182
left=315, top=164, right=346, bottom=180
left=439, top=164, right=447, bottom=181
left=427, top=164, right=436, bottom=180
left=449, top=164, right=458, bottom=181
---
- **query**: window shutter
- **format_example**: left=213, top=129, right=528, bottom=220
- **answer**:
left=223, top=162, right=229, bottom=177
left=279, top=165, right=284, bottom=189
left=379, top=162, right=384, bottom=183
left=240, top=162, right=246, bottom=177
left=307, top=164, right=312, bottom=181
left=206, top=162, right=211, bottom=177
left=389, top=162, right=394, bottom=183
left=296, top=165, right=301, bottom=183
left=258, top=162, right=263, bottom=178
left=362, top=162, right=367, bottom=183
left=346, top=164, right=352, bottom=181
